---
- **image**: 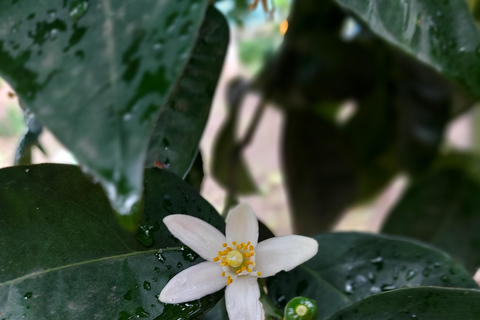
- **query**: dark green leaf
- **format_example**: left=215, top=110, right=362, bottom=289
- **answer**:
left=382, top=154, right=480, bottom=273
left=332, top=0, right=480, bottom=100
left=282, top=110, right=357, bottom=235
left=184, top=150, right=205, bottom=193
left=327, top=287, right=480, bottom=320
left=0, top=164, right=224, bottom=319
left=145, top=7, right=229, bottom=179
left=267, top=233, right=477, bottom=320
left=0, top=0, right=209, bottom=214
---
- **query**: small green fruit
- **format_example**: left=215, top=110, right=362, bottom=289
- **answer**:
left=284, top=296, right=319, bottom=320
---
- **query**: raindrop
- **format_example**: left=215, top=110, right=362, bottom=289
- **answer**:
left=154, top=267, right=161, bottom=273
left=370, top=286, right=381, bottom=294
left=176, top=273, right=188, bottom=285
left=123, top=289, right=133, bottom=301
left=162, top=138, right=170, bottom=151
left=441, top=275, right=450, bottom=283
left=123, top=113, right=132, bottom=121
left=406, top=269, right=417, bottom=281
left=156, top=250, right=166, bottom=263
left=135, top=307, right=150, bottom=318
left=25, top=169, right=29, bottom=173
left=47, top=9, right=57, bottom=20
left=177, top=261, right=183, bottom=268
left=344, top=281, right=354, bottom=294
left=153, top=278, right=157, bottom=282
left=49, top=28, right=58, bottom=41
left=370, top=256, right=384, bottom=271
left=381, top=284, right=397, bottom=291
left=24, top=292, right=33, bottom=299
left=69, top=0, right=89, bottom=22
left=143, top=281, right=151, bottom=291
left=422, top=268, right=430, bottom=277
left=368, top=271, right=375, bottom=283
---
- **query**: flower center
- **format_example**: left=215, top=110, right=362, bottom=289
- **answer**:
left=212, top=241, right=262, bottom=285
left=226, top=250, right=243, bottom=267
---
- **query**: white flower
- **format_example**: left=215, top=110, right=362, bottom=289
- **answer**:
left=159, top=203, right=318, bottom=320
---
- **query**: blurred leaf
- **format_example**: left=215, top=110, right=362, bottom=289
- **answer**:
left=200, top=297, right=228, bottom=320
left=382, top=154, right=480, bottom=273
left=211, top=78, right=258, bottom=196
left=282, top=110, right=357, bottom=235
left=14, top=111, right=45, bottom=165
left=145, top=7, right=229, bottom=179
left=0, top=0, right=210, bottom=215
left=0, top=164, right=225, bottom=319
left=184, top=150, right=204, bottom=193
left=327, top=287, right=480, bottom=320
left=332, top=0, right=480, bottom=102
left=267, top=232, right=477, bottom=320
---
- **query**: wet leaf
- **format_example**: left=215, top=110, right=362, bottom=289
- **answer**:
left=332, top=0, right=480, bottom=100
left=327, top=287, right=480, bottom=320
left=267, top=232, right=477, bottom=320
left=0, top=164, right=224, bottom=319
left=14, top=111, right=45, bottom=165
left=0, top=0, right=210, bottom=215
left=184, top=150, right=204, bottom=193
left=145, top=7, right=229, bottom=179
left=382, top=154, right=480, bottom=273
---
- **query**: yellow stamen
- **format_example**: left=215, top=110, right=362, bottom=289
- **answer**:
left=227, top=276, right=233, bottom=285
left=213, top=257, right=220, bottom=262
left=232, top=241, right=237, bottom=245
left=222, top=272, right=226, bottom=277
left=243, top=244, right=248, bottom=250
left=227, top=247, right=233, bottom=252
left=257, top=271, right=262, bottom=276
left=236, top=244, right=241, bottom=250
left=222, top=243, right=227, bottom=247
left=247, top=268, right=252, bottom=272
left=249, top=245, right=254, bottom=251
left=236, top=269, right=242, bottom=274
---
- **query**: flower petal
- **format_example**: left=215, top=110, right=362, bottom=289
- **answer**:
left=255, top=235, right=318, bottom=277
left=159, top=262, right=226, bottom=304
left=226, top=203, right=259, bottom=247
left=163, top=214, right=226, bottom=261
left=225, top=276, right=262, bottom=320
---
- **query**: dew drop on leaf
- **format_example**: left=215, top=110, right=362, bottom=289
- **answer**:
left=69, top=0, right=89, bottom=22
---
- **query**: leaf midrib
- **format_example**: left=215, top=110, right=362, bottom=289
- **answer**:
left=0, top=249, right=157, bottom=287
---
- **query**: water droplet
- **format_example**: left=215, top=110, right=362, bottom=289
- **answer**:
left=370, top=256, right=384, bottom=271
left=135, top=307, right=150, bottom=318
left=47, top=9, right=57, bottom=20
left=406, top=269, right=417, bottom=281
left=123, top=289, right=133, bottom=301
left=177, top=261, right=183, bottom=268
left=370, top=286, right=381, bottom=294
left=154, top=267, right=161, bottom=273
left=153, top=278, right=157, bottom=282
left=123, top=113, right=132, bottom=121
left=162, top=138, right=170, bottom=151
left=368, top=271, right=375, bottom=283
left=176, top=273, right=188, bottom=285
left=49, top=28, right=58, bottom=41
left=24, top=292, right=32, bottom=299
left=156, top=250, right=166, bottom=263
left=381, top=284, right=397, bottom=291
left=25, top=169, right=29, bottom=173
left=422, top=268, right=430, bottom=277
left=344, top=281, right=354, bottom=294
left=118, top=311, right=132, bottom=320
left=163, top=194, right=172, bottom=208
left=136, top=221, right=159, bottom=247
left=143, top=281, right=151, bottom=291
left=441, top=275, right=450, bottom=283
left=69, top=0, right=89, bottom=22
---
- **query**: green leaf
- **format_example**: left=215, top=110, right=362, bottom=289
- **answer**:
left=327, top=287, right=480, bottom=320
left=145, top=7, right=229, bottom=178
left=282, top=110, right=357, bottom=235
left=382, top=154, right=480, bottom=273
left=0, top=164, right=225, bottom=319
left=0, top=0, right=210, bottom=215
left=331, top=0, right=480, bottom=100
left=267, top=232, right=477, bottom=320
left=211, top=78, right=258, bottom=196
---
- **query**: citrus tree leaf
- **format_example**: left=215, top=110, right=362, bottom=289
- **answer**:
left=382, top=154, right=480, bottom=273
left=145, top=7, right=229, bottom=178
left=267, top=233, right=477, bottom=320
left=0, top=0, right=210, bottom=215
left=332, top=0, right=480, bottom=100
left=327, top=287, right=480, bottom=320
left=0, top=164, right=225, bottom=319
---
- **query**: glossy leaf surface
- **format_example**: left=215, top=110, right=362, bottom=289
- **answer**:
left=327, top=287, right=480, bottom=320
left=0, top=0, right=209, bottom=214
left=0, top=164, right=224, bottom=319
left=382, top=154, right=480, bottom=273
left=332, top=0, right=480, bottom=99
left=145, top=7, right=228, bottom=179
left=267, top=233, right=477, bottom=320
